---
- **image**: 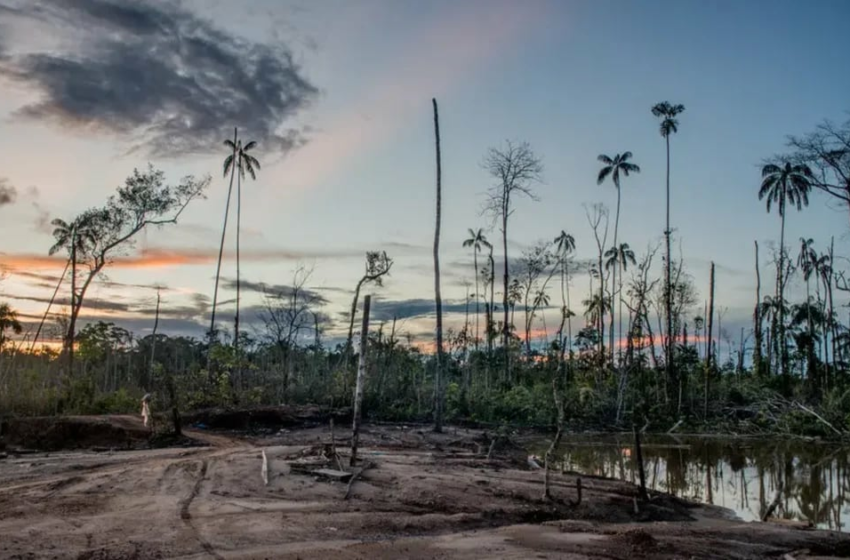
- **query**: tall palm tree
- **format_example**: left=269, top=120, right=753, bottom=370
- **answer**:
left=210, top=128, right=239, bottom=346
left=223, top=135, right=260, bottom=360
left=553, top=231, right=576, bottom=360
left=759, top=161, right=813, bottom=375
left=597, top=153, right=640, bottom=360
left=463, top=228, right=489, bottom=350
left=651, top=100, right=684, bottom=404
left=605, top=242, right=637, bottom=358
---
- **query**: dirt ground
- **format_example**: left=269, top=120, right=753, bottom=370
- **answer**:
left=1, top=412, right=849, bottom=559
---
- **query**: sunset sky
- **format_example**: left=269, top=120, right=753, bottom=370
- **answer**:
left=0, top=0, right=848, bottom=354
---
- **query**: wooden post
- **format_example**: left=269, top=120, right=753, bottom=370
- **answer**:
left=350, top=295, right=371, bottom=467
left=633, top=425, right=648, bottom=501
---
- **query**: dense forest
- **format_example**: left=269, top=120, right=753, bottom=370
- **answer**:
left=2, top=110, right=850, bottom=439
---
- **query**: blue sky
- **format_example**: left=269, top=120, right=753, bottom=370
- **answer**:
left=0, top=0, right=848, bottom=352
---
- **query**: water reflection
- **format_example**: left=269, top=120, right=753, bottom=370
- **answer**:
left=545, top=435, right=850, bottom=529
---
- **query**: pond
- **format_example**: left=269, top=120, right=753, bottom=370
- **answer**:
left=540, top=434, right=850, bottom=530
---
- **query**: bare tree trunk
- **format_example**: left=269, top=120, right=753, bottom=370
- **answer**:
left=350, top=295, right=371, bottom=466
left=779, top=207, right=788, bottom=377
left=31, top=258, right=69, bottom=352
left=828, top=237, right=837, bottom=379
left=67, top=228, right=77, bottom=376
left=543, top=378, right=565, bottom=500
left=634, top=425, right=648, bottom=501
left=664, top=133, right=674, bottom=408
left=432, top=98, right=444, bottom=433
left=473, top=249, right=479, bottom=350
left=149, top=289, right=161, bottom=387
left=705, top=262, right=715, bottom=418
left=502, top=204, right=510, bottom=383
left=235, top=149, right=243, bottom=392
left=753, top=241, right=763, bottom=376
left=488, top=249, right=495, bottom=357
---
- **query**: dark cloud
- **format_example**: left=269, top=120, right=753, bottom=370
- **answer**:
left=370, top=297, right=470, bottom=322
left=5, top=293, right=131, bottom=312
left=0, top=177, right=17, bottom=206
left=220, top=277, right=329, bottom=305
left=0, top=0, right=319, bottom=156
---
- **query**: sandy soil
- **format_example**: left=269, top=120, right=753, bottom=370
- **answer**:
left=1, top=414, right=849, bottom=559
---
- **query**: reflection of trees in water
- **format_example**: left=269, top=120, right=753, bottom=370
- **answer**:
left=551, top=435, right=850, bottom=530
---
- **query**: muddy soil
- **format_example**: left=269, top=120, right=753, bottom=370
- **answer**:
left=1, top=412, right=849, bottom=559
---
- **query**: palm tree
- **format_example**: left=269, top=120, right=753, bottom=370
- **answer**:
left=598, top=153, right=640, bottom=360
left=463, top=228, right=489, bottom=350
left=47, top=216, right=95, bottom=369
left=583, top=293, right=611, bottom=334
left=553, top=231, right=576, bottom=361
left=224, top=134, right=260, bottom=361
left=210, top=128, right=239, bottom=346
left=651, top=100, right=684, bottom=404
left=605, top=242, right=637, bottom=358
left=759, top=161, right=814, bottom=375
left=0, top=303, right=23, bottom=349
left=798, top=238, right=818, bottom=380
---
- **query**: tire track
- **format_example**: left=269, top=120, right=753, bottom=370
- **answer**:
left=178, top=459, right=224, bottom=560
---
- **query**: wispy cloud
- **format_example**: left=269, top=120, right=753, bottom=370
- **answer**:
left=0, top=246, right=365, bottom=271
left=220, top=277, right=329, bottom=305
left=370, top=297, right=469, bottom=322
left=0, top=0, right=318, bottom=156
left=281, top=0, right=551, bottom=191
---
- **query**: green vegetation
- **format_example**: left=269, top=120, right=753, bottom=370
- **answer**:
left=2, top=114, right=850, bottom=440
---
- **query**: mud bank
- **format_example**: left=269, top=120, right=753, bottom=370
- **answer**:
left=0, top=414, right=848, bottom=559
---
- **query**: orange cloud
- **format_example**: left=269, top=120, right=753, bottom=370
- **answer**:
left=0, top=247, right=362, bottom=272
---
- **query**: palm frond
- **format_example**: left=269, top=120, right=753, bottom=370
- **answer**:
left=597, top=166, right=613, bottom=185
left=223, top=155, right=234, bottom=177
left=242, top=140, right=257, bottom=152
left=597, top=154, right=614, bottom=165
left=761, top=164, right=781, bottom=177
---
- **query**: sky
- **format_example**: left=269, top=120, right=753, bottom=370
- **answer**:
left=0, top=0, right=848, bottom=356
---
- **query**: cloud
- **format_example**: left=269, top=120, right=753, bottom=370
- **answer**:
left=0, top=0, right=318, bottom=156
left=220, top=277, right=329, bottom=305
left=0, top=246, right=364, bottom=271
left=370, top=297, right=470, bottom=322
left=5, top=293, right=131, bottom=312
left=0, top=177, right=17, bottom=206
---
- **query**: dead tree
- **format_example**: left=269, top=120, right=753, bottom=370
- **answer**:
left=350, top=295, right=371, bottom=467
left=433, top=98, right=445, bottom=432
left=482, top=141, right=543, bottom=382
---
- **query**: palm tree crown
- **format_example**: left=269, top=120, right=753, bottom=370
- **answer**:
left=553, top=230, right=576, bottom=257
left=651, top=101, right=685, bottom=137
left=759, top=162, right=814, bottom=216
left=462, top=228, right=489, bottom=253
left=797, top=237, right=817, bottom=281
left=604, top=243, right=637, bottom=272
left=597, top=153, right=641, bottom=189
left=224, top=139, right=261, bottom=180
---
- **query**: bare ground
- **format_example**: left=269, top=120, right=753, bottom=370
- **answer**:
left=1, top=413, right=849, bottom=559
